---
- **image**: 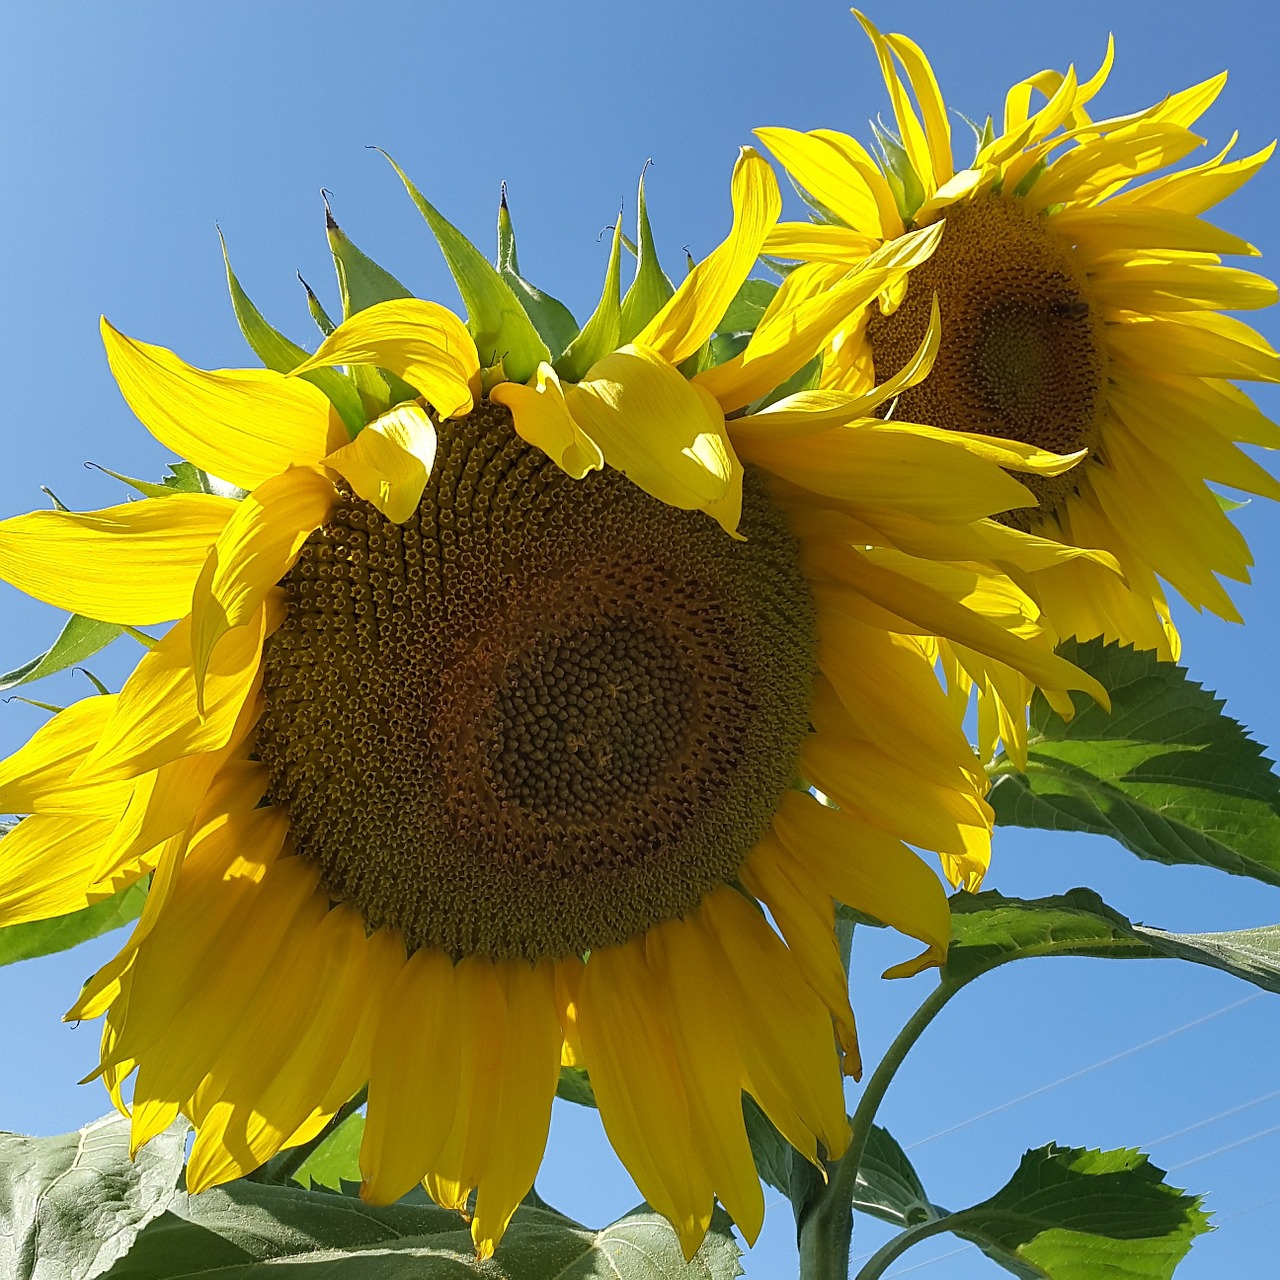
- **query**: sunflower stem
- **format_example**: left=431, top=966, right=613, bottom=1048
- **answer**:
left=250, top=1086, right=368, bottom=1187
left=796, top=980, right=957, bottom=1280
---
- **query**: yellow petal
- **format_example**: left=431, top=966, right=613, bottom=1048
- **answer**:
left=0, top=695, right=131, bottom=817
left=771, top=790, right=951, bottom=974
left=190, top=467, right=335, bottom=697
left=754, top=128, right=890, bottom=237
left=0, top=814, right=128, bottom=928
left=291, top=299, right=479, bottom=419
left=324, top=402, right=438, bottom=523
left=0, top=497, right=236, bottom=625
left=102, top=319, right=346, bottom=491
left=763, top=220, right=879, bottom=264
left=490, top=363, right=604, bottom=478
left=566, top=344, right=744, bottom=536
left=635, top=147, right=780, bottom=366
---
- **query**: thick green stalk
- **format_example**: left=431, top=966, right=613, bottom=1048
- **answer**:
left=796, top=981, right=958, bottom=1279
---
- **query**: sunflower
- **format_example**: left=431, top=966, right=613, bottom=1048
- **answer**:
left=0, top=148, right=1100, bottom=1259
left=757, top=11, right=1279, bottom=761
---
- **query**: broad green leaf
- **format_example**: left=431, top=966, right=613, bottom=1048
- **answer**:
left=619, top=166, right=676, bottom=344
left=0, top=882, right=147, bottom=969
left=554, top=216, right=623, bottom=382
left=709, top=332, right=751, bottom=365
left=716, top=278, right=778, bottom=335
left=291, top=1112, right=364, bottom=1192
left=0, top=1113, right=188, bottom=1280
left=101, top=1180, right=741, bottom=1279
left=742, top=1095, right=791, bottom=1198
left=160, top=461, right=212, bottom=493
left=556, top=1064, right=597, bottom=1107
left=989, top=639, right=1280, bottom=887
left=853, top=1126, right=937, bottom=1230
left=858, top=1145, right=1208, bottom=1280
left=220, top=230, right=365, bottom=436
left=945, top=888, right=1280, bottom=996
left=0, top=615, right=123, bottom=692
left=496, top=187, right=580, bottom=360
left=380, top=151, right=551, bottom=382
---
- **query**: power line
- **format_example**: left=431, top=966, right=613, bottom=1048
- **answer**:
left=1142, top=1088, right=1280, bottom=1149
left=1169, top=1121, right=1280, bottom=1172
left=906, top=993, right=1264, bottom=1151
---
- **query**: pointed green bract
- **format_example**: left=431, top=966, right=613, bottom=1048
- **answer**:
left=220, top=232, right=365, bottom=436
left=298, top=273, right=337, bottom=336
left=554, top=217, right=623, bottom=382
left=0, top=615, right=124, bottom=692
left=497, top=187, right=579, bottom=360
left=379, top=151, right=551, bottom=382
left=619, top=167, right=675, bottom=344
left=871, top=124, right=926, bottom=222
left=325, top=202, right=413, bottom=318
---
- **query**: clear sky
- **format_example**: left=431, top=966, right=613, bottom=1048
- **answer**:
left=1, top=2, right=1278, bottom=1275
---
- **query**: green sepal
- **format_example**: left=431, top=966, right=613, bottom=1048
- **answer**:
left=219, top=230, right=364, bottom=437
left=323, top=197, right=421, bottom=418
left=618, top=166, right=675, bottom=344
left=871, top=123, right=926, bottom=223
left=554, top=215, right=623, bottom=382
left=717, top=278, right=778, bottom=336
left=378, top=150, right=551, bottom=382
left=1012, top=157, right=1048, bottom=199
left=496, top=185, right=579, bottom=360
left=297, top=273, right=337, bottom=336
left=0, top=615, right=123, bottom=692
left=86, top=463, right=188, bottom=500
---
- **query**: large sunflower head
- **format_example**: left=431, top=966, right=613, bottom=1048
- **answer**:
left=0, top=149, right=1103, bottom=1259
left=757, top=11, right=1278, bottom=720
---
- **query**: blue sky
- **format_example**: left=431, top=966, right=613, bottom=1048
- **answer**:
left=1, top=2, right=1278, bottom=1275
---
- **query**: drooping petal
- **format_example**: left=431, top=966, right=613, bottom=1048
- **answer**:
left=290, top=299, right=479, bottom=419
left=566, top=344, right=744, bottom=535
left=102, top=319, right=346, bottom=490
left=189, top=467, right=336, bottom=696
left=324, top=402, right=439, bottom=523
left=0, top=497, right=236, bottom=625
left=490, top=362, right=604, bottom=478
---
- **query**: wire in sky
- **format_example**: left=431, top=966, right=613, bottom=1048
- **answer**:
left=1168, top=1121, right=1280, bottom=1172
left=1142, top=1088, right=1280, bottom=1149
left=906, top=993, right=1264, bottom=1151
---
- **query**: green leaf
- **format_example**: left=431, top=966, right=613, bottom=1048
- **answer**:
left=619, top=165, right=676, bottom=344
left=870, top=124, right=926, bottom=223
left=716, top=278, right=778, bottom=335
left=291, top=1112, right=364, bottom=1192
left=554, top=216, right=624, bottom=382
left=379, top=151, right=551, bottom=382
left=0, top=882, right=147, bottom=969
left=859, top=1145, right=1209, bottom=1280
left=0, top=615, right=124, bottom=692
left=220, top=229, right=365, bottom=436
left=556, top=1064, right=597, bottom=1107
left=0, top=1113, right=188, bottom=1280
left=496, top=186, right=580, bottom=360
left=989, top=638, right=1280, bottom=887
left=160, top=461, right=211, bottom=493
left=853, top=1126, right=937, bottom=1230
left=945, top=887, right=1280, bottom=996
left=101, top=1180, right=742, bottom=1279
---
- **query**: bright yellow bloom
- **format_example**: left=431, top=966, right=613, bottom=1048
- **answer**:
left=0, top=149, right=1101, bottom=1259
left=758, top=12, right=1278, bottom=762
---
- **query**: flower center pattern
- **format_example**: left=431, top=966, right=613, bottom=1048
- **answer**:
left=258, top=401, right=816, bottom=960
left=867, top=195, right=1109, bottom=525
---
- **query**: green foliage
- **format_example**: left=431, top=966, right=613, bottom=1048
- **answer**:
left=290, top=1112, right=364, bottom=1192
left=716, top=278, right=778, bottom=335
left=556, top=1064, right=597, bottom=1107
left=496, top=189, right=580, bottom=360
left=0, top=1113, right=188, bottom=1280
left=99, top=1179, right=741, bottom=1279
left=990, top=639, right=1280, bottom=887
left=618, top=167, right=675, bottom=344
left=220, top=230, right=365, bottom=436
left=0, top=882, right=146, bottom=970
left=380, top=151, right=551, bottom=382
left=554, top=218, right=624, bottom=382
left=0, top=615, right=124, bottom=692
left=945, top=887, right=1280, bottom=994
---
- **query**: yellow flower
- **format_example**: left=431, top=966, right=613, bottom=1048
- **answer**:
left=757, top=12, right=1278, bottom=761
left=0, top=149, right=1100, bottom=1259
